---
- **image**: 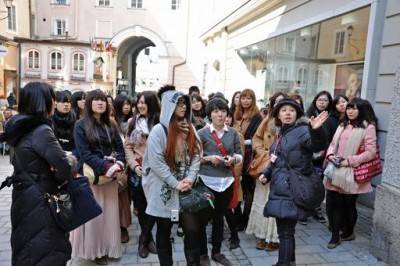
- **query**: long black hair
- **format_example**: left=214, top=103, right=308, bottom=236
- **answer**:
left=82, top=89, right=117, bottom=145
left=71, top=91, right=86, bottom=119
left=113, top=94, right=133, bottom=125
left=343, top=97, right=375, bottom=128
left=331, top=94, right=349, bottom=119
left=191, top=94, right=206, bottom=118
left=127, top=90, right=160, bottom=136
left=306, top=90, right=333, bottom=117
left=19, top=82, right=55, bottom=119
left=229, top=91, right=241, bottom=116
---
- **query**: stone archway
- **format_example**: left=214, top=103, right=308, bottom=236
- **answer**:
left=110, top=26, right=169, bottom=94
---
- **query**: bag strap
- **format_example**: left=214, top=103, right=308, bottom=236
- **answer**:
left=210, top=131, right=236, bottom=178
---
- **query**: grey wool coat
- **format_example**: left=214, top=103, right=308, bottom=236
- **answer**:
left=142, top=90, right=201, bottom=218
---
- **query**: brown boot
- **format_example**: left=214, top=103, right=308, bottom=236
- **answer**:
left=147, top=238, right=157, bottom=254
left=265, top=242, right=279, bottom=251
left=138, top=234, right=150, bottom=258
left=256, top=239, right=267, bottom=250
left=200, top=254, right=211, bottom=266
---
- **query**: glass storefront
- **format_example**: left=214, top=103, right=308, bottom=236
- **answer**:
left=237, top=6, right=370, bottom=108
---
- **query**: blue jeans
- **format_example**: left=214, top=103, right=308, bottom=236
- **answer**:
left=276, top=218, right=297, bottom=265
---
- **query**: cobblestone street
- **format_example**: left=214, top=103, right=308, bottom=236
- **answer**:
left=0, top=156, right=388, bottom=266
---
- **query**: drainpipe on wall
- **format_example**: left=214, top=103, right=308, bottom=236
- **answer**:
left=171, top=0, right=190, bottom=86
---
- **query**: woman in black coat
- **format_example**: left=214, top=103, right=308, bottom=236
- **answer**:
left=0, top=82, right=73, bottom=266
left=259, top=98, right=328, bottom=266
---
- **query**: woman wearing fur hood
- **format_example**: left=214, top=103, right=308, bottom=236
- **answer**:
left=259, top=97, right=328, bottom=266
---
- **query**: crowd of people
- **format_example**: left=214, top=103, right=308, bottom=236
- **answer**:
left=0, top=82, right=380, bottom=266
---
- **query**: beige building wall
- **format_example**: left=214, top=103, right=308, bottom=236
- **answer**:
left=0, top=0, right=30, bottom=101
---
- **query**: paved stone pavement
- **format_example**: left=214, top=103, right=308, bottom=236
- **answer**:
left=0, top=156, right=388, bottom=266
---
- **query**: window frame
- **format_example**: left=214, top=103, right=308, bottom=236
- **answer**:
left=52, top=18, right=68, bottom=36
left=130, top=0, right=143, bottom=8
left=333, top=29, right=346, bottom=56
left=27, top=50, right=41, bottom=70
left=97, top=0, right=112, bottom=7
left=72, top=52, right=86, bottom=73
left=53, top=0, right=69, bottom=5
left=171, top=0, right=180, bottom=10
left=49, top=51, right=63, bottom=71
left=7, top=4, right=17, bottom=32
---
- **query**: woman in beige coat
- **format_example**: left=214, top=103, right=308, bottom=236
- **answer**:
left=246, top=92, right=285, bottom=251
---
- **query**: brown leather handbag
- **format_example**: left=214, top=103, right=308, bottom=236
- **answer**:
left=248, top=153, right=270, bottom=178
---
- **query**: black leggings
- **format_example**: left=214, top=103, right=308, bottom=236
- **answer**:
left=156, top=212, right=201, bottom=266
left=276, top=218, right=297, bottom=265
left=326, top=190, right=358, bottom=240
left=131, top=185, right=156, bottom=242
left=240, top=175, right=255, bottom=226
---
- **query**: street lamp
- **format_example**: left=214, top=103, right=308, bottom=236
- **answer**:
left=0, top=0, right=13, bottom=20
left=4, top=0, right=13, bottom=9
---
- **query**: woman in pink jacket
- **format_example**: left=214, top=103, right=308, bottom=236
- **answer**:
left=324, top=98, right=378, bottom=249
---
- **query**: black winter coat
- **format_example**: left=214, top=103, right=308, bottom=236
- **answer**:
left=74, top=119, right=125, bottom=176
left=0, top=115, right=72, bottom=266
left=52, top=110, right=76, bottom=152
left=263, top=118, right=326, bottom=220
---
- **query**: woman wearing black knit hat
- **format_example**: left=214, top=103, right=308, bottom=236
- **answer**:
left=259, top=97, right=328, bottom=266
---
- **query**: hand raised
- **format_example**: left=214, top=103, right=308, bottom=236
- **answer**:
left=310, top=111, right=329, bottom=129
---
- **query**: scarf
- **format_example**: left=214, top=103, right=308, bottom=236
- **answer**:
left=329, top=125, right=365, bottom=193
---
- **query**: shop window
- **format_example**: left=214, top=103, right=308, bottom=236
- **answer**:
left=131, top=0, right=142, bottom=8
left=50, top=51, right=63, bottom=70
left=171, top=0, right=180, bottom=10
left=28, top=50, right=40, bottom=70
left=73, top=53, right=85, bottom=72
left=7, top=4, right=16, bottom=32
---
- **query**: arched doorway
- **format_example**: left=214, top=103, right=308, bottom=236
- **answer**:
left=110, top=26, right=169, bottom=96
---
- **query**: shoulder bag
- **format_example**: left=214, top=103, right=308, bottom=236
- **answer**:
left=14, top=153, right=102, bottom=232
left=353, top=143, right=382, bottom=183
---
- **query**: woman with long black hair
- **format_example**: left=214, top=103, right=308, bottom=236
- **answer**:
left=71, top=91, right=86, bottom=120
left=71, top=89, right=125, bottom=265
left=114, top=94, right=133, bottom=136
left=124, top=91, right=160, bottom=258
left=324, top=98, right=378, bottom=249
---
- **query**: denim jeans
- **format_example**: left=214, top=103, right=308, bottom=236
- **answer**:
left=276, top=218, right=297, bottom=265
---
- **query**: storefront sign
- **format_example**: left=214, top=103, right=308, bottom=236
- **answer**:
left=0, top=45, right=8, bottom=57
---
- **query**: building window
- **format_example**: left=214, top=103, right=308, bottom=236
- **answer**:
left=7, top=5, right=16, bottom=31
left=98, top=0, right=111, bottom=7
left=53, top=19, right=67, bottom=35
left=171, top=0, right=180, bottom=10
left=54, top=0, right=68, bottom=4
left=28, top=50, right=40, bottom=69
left=334, top=30, right=346, bottom=55
left=50, top=52, right=62, bottom=70
left=130, top=0, right=142, bottom=8
left=285, top=37, right=294, bottom=52
left=73, top=53, right=85, bottom=72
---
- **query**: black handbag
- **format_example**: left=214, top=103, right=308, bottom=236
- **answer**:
left=15, top=154, right=102, bottom=232
left=179, top=178, right=214, bottom=213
